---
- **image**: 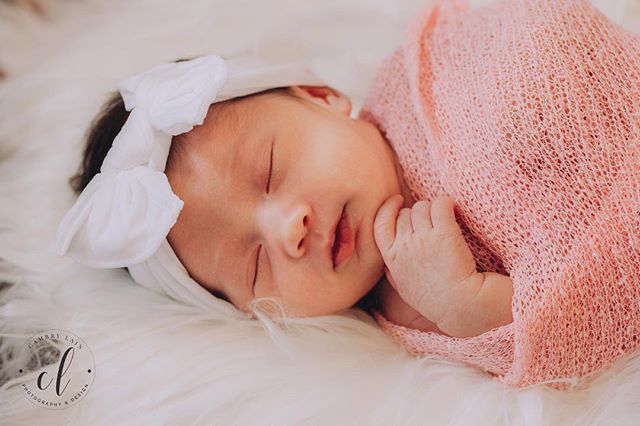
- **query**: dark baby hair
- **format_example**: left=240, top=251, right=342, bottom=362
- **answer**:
left=68, top=93, right=129, bottom=195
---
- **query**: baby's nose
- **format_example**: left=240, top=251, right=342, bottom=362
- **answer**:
left=261, top=201, right=311, bottom=259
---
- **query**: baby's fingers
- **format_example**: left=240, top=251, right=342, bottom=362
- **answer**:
left=373, top=194, right=404, bottom=254
left=431, top=196, right=460, bottom=231
left=397, top=208, right=413, bottom=234
left=410, top=200, right=432, bottom=231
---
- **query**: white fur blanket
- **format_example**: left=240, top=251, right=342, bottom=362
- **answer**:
left=1, top=0, right=640, bottom=424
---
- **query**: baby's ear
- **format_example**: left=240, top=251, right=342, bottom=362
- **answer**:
left=288, top=85, right=352, bottom=116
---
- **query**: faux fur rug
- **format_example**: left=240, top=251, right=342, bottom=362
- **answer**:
left=1, top=0, right=640, bottom=424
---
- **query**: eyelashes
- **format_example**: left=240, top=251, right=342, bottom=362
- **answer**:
left=266, top=138, right=274, bottom=193
left=251, top=244, right=262, bottom=291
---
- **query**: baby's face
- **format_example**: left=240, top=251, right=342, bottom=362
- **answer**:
left=165, top=86, right=405, bottom=317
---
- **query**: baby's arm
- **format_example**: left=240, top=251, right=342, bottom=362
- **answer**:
left=433, top=271, right=513, bottom=338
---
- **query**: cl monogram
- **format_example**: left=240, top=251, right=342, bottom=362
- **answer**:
left=36, top=347, right=74, bottom=396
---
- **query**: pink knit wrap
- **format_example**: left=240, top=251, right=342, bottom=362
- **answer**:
left=358, top=0, right=640, bottom=389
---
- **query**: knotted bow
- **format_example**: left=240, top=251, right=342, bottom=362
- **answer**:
left=55, top=55, right=227, bottom=268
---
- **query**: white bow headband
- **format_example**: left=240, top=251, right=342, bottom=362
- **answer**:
left=55, top=54, right=325, bottom=313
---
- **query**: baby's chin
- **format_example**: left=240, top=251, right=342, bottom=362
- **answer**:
left=349, top=260, right=386, bottom=303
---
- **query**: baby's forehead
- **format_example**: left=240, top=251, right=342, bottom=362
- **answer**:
left=166, top=103, right=264, bottom=193
left=173, top=92, right=295, bottom=160
left=167, top=90, right=303, bottom=185
left=192, top=99, right=245, bottom=139
left=168, top=101, right=243, bottom=168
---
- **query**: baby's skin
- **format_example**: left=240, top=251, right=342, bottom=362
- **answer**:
left=165, top=84, right=513, bottom=337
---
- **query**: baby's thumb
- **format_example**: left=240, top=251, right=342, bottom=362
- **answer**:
left=373, top=194, right=404, bottom=254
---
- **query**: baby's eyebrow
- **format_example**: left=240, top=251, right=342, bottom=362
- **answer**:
left=232, top=128, right=273, bottom=186
left=226, top=134, right=246, bottom=182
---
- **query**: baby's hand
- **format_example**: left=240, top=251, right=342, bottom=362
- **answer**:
left=373, top=194, right=478, bottom=325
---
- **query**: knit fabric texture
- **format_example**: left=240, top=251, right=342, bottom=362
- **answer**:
left=358, top=0, right=640, bottom=389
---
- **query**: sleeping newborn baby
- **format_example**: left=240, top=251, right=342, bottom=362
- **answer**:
left=163, top=84, right=408, bottom=318
left=58, top=0, right=640, bottom=389
left=66, top=78, right=514, bottom=338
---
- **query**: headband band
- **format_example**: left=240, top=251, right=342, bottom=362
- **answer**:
left=55, top=54, right=325, bottom=313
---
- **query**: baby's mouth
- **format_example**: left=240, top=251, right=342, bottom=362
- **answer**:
left=331, top=206, right=354, bottom=270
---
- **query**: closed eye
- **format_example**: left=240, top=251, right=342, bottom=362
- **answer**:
left=266, top=137, right=274, bottom=193
left=252, top=139, right=274, bottom=290
left=252, top=244, right=261, bottom=291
